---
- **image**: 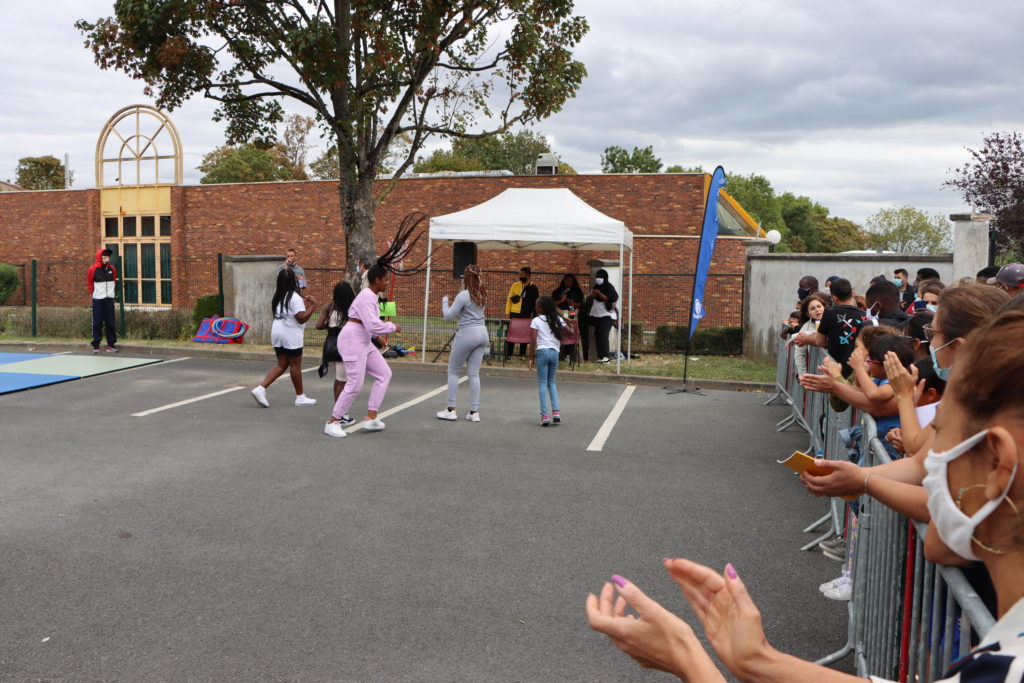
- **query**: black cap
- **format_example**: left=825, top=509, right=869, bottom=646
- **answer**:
left=101, top=249, right=113, bottom=256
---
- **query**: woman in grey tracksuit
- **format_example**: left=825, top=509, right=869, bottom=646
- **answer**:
left=436, top=265, right=490, bottom=422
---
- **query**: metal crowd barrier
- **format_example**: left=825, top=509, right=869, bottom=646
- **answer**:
left=767, top=347, right=995, bottom=680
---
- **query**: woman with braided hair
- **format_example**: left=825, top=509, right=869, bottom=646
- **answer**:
left=323, top=214, right=427, bottom=438
left=437, top=264, right=490, bottom=423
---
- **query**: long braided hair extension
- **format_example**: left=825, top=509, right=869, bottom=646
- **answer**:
left=464, top=264, right=487, bottom=308
left=537, top=296, right=564, bottom=341
left=365, top=212, right=430, bottom=283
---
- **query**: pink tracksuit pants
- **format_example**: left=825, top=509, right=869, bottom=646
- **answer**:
left=332, top=330, right=392, bottom=419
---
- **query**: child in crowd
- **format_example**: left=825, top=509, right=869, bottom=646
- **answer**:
left=903, top=310, right=934, bottom=359
left=884, top=356, right=946, bottom=456
left=251, top=268, right=317, bottom=408
left=527, top=296, right=565, bottom=426
left=779, top=310, right=801, bottom=339
left=788, top=292, right=830, bottom=376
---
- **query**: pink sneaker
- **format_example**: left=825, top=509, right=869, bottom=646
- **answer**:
left=552, top=411, right=561, bottom=424
left=540, top=414, right=551, bottom=426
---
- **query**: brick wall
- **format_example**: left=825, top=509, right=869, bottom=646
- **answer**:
left=0, top=174, right=748, bottom=327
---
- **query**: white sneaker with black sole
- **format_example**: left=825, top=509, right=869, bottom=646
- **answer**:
left=251, top=386, right=270, bottom=408
left=323, top=421, right=347, bottom=438
left=436, top=409, right=457, bottom=421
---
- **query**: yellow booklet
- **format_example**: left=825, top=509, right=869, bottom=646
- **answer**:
left=777, top=451, right=858, bottom=501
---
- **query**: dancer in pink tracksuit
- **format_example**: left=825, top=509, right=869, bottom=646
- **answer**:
left=323, top=213, right=427, bottom=438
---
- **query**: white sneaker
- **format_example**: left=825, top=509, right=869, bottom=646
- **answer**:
left=822, top=576, right=852, bottom=601
left=436, top=408, right=458, bottom=421
left=251, top=386, right=270, bottom=408
left=324, top=421, right=348, bottom=438
left=362, top=417, right=385, bottom=431
left=465, top=412, right=481, bottom=422
left=294, top=394, right=317, bottom=406
left=819, top=575, right=847, bottom=593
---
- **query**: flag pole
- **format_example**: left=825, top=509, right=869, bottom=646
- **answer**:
left=665, top=166, right=727, bottom=396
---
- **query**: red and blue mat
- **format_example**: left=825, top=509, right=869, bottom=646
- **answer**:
left=0, top=352, right=161, bottom=395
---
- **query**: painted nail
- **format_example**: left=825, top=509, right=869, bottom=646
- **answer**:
left=726, top=563, right=738, bottom=579
left=611, top=574, right=627, bottom=588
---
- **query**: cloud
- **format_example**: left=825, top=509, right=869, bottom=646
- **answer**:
left=1, top=0, right=1020, bottom=224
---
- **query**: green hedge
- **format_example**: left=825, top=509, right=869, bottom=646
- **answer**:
left=0, top=263, right=19, bottom=305
left=654, top=325, right=743, bottom=355
left=192, top=294, right=221, bottom=325
left=0, top=307, right=194, bottom=341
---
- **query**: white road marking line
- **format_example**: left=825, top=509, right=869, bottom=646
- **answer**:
left=52, top=351, right=72, bottom=356
left=132, top=387, right=245, bottom=417
left=345, top=377, right=467, bottom=433
left=302, top=366, right=319, bottom=374
left=587, top=384, right=636, bottom=452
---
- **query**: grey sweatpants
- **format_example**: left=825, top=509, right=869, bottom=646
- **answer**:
left=447, top=325, right=489, bottom=411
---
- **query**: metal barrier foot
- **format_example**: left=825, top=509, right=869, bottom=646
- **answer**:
left=802, top=512, right=832, bottom=533
left=800, top=529, right=834, bottom=551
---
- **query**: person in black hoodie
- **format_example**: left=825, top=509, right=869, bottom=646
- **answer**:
left=552, top=273, right=584, bottom=313
left=865, top=281, right=909, bottom=330
left=87, top=248, right=118, bottom=353
left=587, top=269, right=619, bottom=364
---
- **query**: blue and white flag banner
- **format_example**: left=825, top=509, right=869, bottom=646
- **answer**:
left=689, top=166, right=727, bottom=340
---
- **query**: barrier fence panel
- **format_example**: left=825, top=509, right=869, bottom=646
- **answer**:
left=768, top=348, right=995, bottom=680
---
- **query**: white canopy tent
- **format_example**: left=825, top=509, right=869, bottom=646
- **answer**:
left=421, top=188, right=635, bottom=373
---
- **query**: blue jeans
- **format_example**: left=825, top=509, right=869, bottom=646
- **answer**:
left=536, top=348, right=560, bottom=415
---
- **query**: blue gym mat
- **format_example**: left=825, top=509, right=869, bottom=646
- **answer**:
left=0, top=352, right=162, bottom=395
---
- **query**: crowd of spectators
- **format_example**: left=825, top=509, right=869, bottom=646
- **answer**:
left=586, top=262, right=1024, bottom=682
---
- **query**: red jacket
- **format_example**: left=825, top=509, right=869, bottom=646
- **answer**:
left=87, top=249, right=118, bottom=298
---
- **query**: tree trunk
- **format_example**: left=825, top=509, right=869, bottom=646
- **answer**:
left=339, top=173, right=377, bottom=288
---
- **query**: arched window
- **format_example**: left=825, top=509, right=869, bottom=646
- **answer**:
left=95, top=105, right=182, bottom=305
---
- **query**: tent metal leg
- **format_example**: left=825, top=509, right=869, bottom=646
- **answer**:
left=420, top=239, right=432, bottom=363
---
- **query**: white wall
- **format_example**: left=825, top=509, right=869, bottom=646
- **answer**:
left=223, top=255, right=283, bottom=345
left=743, top=253, right=955, bottom=359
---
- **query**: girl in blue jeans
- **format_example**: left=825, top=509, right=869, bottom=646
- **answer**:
left=528, top=296, right=566, bottom=426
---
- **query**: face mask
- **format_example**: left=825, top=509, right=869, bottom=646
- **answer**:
left=926, top=304, right=938, bottom=313
left=595, top=278, right=605, bottom=286
left=929, top=336, right=957, bottom=381
left=892, top=278, right=903, bottom=287
left=923, top=429, right=1017, bottom=561
left=797, top=288, right=812, bottom=301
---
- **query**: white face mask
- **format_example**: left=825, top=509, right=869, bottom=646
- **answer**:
left=865, top=302, right=881, bottom=326
left=922, top=429, right=1017, bottom=561
left=595, top=278, right=605, bottom=286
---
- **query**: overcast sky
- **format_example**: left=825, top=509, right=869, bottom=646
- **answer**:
left=2, top=0, right=1021, bottom=225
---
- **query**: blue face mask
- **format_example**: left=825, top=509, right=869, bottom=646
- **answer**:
left=892, top=278, right=903, bottom=287
left=929, top=337, right=957, bottom=381
left=797, top=288, right=812, bottom=301
left=926, top=303, right=939, bottom=313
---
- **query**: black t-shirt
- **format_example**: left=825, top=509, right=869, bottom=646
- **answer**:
left=816, top=304, right=866, bottom=377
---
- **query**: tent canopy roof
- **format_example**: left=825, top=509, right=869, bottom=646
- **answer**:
left=428, top=188, right=632, bottom=251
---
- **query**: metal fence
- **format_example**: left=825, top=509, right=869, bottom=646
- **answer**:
left=2, top=258, right=746, bottom=355
left=769, top=340, right=995, bottom=680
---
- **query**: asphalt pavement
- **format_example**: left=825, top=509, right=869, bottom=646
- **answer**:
left=0, top=352, right=851, bottom=681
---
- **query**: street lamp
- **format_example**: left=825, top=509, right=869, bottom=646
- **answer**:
left=765, top=229, right=782, bottom=253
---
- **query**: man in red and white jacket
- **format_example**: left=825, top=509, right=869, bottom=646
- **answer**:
left=87, top=248, right=118, bottom=353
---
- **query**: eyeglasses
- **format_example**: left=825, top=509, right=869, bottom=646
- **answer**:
left=865, top=359, right=882, bottom=365
left=922, top=324, right=939, bottom=343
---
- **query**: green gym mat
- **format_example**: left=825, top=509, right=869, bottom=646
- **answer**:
left=0, top=355, right=161, bottom=378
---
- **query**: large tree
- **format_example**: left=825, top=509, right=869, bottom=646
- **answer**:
left=77, top=1, right=588, bottom=278
left=198, top=143, right=295, bottom=184
left=15, top=156, right=73, bottom=190
left=944, top=131, right=1024, bottom=254
left=865, top=205, right=951, bottom=254
left=600, top=145, right=662, bottom=173
left=414, top=129, right=551, bottom=175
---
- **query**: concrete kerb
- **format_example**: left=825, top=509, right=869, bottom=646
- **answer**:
left=0, top=341, right=772, bottom=393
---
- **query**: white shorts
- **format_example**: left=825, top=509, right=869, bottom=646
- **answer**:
left=329, top=361, right=345, bottom=382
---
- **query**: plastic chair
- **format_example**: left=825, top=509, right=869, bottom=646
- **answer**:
left=560, top=318, right=581, bottom=370
left=503, top=317, right=533, bottom=365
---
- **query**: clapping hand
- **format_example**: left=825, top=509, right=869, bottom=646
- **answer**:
left=883, top=350, right=919, bottom=400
